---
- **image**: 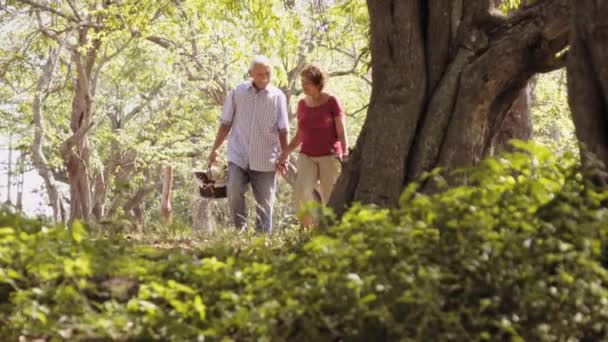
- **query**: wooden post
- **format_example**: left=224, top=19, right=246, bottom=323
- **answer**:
left=160, top=165, right=173, bottom=225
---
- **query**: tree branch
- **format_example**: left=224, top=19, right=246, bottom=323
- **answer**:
left=65, top=0, right=82, bottom=21
left=16, top=0, right=77, bottom=23
left=146, top=35, right=176, bottom=50
left=99, top=36, right=136, bottom=65
left=35, top=12, right=75, bottom=50
left=484, top=0, right=570, bottom=74
left=123, top=81, right=166, bottom=124
left=347, top=103, right=369, bottom=118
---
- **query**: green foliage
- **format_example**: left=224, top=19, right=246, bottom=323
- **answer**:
left=1, top=143, right=608, bottom=340
left=499, top=0, right=539, bottom=13
left=500, top=0, right=522, bottom=12
left=531, top=71, right=576, bottom=154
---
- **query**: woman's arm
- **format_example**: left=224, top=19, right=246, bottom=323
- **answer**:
left=283, top=125, right=302, bottom=156
left=276, top=125, right=301, bottom=175
left=335, top=115, right=349, bottom=159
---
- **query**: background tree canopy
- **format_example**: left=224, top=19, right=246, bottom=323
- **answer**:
left=0, top=0, right=371, bottom=226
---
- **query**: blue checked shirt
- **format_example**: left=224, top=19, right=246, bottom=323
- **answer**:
left=221, top=81, right=289, bottom=172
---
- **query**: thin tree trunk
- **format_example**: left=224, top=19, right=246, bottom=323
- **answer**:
left=568, top=0, right=608, bottom=182
left=32, top=45, right=64, bottom=222
left=91, top=84, right=163, bottom=222
left=60, top=28, right=100, bottom=221
left=132, top=205, right=144, bottom=234
left=330, top=0, right=570, bottom=215
left=160, top=165, right=173, bottom=225
left=124, top=186, right=154, bottom=233
left=91, top=139, right=121, bottom=221
left=15, top=156, right=24, bottom=214
left=6, top=133, right=12, bottom=206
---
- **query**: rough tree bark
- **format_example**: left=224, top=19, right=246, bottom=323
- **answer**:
left=490, top=82, right=534, bottom=155
left=568, top=0, right=608, bottom=179
left=330, top=0, right=570, bottom=215
left=488, top=0, right=535, bottom=156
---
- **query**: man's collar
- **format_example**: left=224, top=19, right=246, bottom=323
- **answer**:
left=248, top=81, right=271, bottom=93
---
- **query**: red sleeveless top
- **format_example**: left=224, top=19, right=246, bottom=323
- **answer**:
left=297, top=96, right=345, bottom=157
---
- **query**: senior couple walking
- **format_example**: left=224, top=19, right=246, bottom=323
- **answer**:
left=208, top=55, right=348, bottom=233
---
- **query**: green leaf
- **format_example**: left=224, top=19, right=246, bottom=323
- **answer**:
left=71, top=220, right=86, bottom=244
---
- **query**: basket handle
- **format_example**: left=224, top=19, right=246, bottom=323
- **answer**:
left=205, top=162, right=217, bottom=183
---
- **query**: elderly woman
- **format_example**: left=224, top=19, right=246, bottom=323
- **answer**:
left=279, top=64, right=348, bottom=227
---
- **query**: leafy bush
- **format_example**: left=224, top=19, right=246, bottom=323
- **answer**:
left=1, top=142, right=607, bottom=341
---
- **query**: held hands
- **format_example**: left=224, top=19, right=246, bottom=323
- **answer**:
left=339, top=151, right=350, bottom=163
left=276, top=151, right=290, bottom=176
left=331, top=148, right=349, bottom=163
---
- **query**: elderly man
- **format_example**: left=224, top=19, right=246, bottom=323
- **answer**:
left=208, top=55, right=289, bottom=233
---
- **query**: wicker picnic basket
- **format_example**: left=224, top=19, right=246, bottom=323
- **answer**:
left=193, top=165, right=227, bottom=199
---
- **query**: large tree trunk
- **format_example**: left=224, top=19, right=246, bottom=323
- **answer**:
left=330, top=0, right=570, bottom=215
left=60, top=28, right=100, bottom=221
left=568, top=0, right=608, bottom=180
left=32, top=45, right=65, bottom=222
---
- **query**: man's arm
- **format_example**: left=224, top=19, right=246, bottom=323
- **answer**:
left=208, top=88, right=236, bottom=165
left=279, top=129, right=289, bottom=152
left=208, top=123, right=231, bottom=165
left=276, top=92, right=289, bottom=143
left=276, top=92, right=290, bottom=173
left=275, top=129, right=290, bottom=174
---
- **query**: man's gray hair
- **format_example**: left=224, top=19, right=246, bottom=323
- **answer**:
left=248, top=55, right=272, bottom=71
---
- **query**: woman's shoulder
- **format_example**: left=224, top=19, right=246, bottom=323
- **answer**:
left=297, top=97, right=307, bottom=110
left=326, top=94, right=343, bottom=109
left=325, top=93, right=341, bottom=104
left=296, top=98, right=308, bottom=118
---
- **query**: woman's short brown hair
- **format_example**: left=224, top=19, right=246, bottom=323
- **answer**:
left=300, top=64, right=327, bottom=90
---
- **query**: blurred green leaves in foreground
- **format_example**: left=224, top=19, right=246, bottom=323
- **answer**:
left=1, top=141, right=608, bottom=341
